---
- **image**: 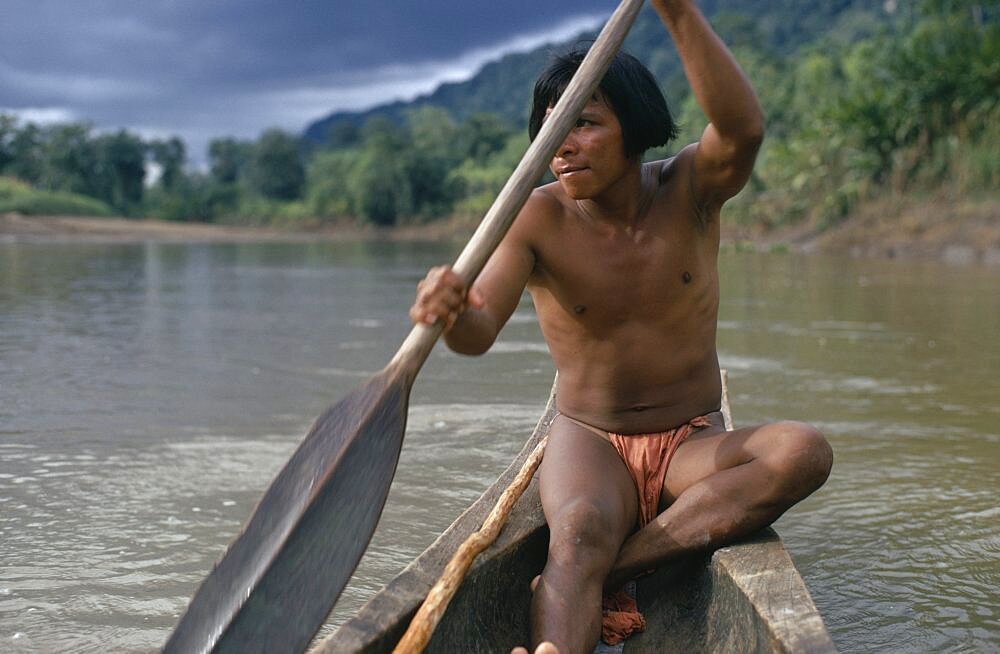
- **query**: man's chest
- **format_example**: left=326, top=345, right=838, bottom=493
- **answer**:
left=531, top=229, right=714, bottom=321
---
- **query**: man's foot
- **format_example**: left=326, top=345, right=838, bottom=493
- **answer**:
left=516, top=580, right=559, bottom=653
left=511, top=642, right=559, bottom=654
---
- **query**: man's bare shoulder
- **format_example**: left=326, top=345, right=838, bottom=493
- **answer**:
left=647, top=144, right=720, bottom=229
left=528, top=182, right=571, bottom=214
left=513, top=183, right=571, bottom=235
left=490, top=184, right=569, bottom=271
left=649, top=144, right=698, bottom=186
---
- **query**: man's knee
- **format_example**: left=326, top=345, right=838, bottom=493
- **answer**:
left=546, top=499, right=622, bottom=571
left=765, top=421, right=833, bottom=499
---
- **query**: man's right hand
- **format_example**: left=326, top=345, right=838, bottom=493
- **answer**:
left=409, top=265, right=485, bottom=332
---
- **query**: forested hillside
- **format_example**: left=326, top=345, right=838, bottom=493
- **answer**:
left=303, top=1, right=888, bottom=142
left=1, top=0, right=995, bottom=242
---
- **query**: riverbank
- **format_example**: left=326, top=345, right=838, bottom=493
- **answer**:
left=0, top=213, right=465, bottom=245
left=4, top=195, right=998, bottom=264
left=758, top=196, right=1000, bottom=265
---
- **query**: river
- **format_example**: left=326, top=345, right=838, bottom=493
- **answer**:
left=1, top=240, right=997, bottom=652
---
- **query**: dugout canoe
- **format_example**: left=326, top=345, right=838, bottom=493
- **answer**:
left=315, top=377, right=836, bottom=654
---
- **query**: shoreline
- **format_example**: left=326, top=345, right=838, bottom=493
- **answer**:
left=0, top=212, right=457, bottom=245
left=3, top=197, right=998, bottom=265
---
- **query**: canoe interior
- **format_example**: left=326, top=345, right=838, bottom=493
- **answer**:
left=318, top=379, right=835, bottom=654
left=318, top=396, right=557, bottom=654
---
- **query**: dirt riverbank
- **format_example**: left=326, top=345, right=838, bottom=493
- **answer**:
left=4, top=196, right=998, bottom=264
left=761, top=197, right=1000, bottom=265
left=0, top=213, right=469, bottom=245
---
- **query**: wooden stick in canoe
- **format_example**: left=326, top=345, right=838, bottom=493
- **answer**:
left=163, top=1, right=647, bottom=652
left=393, top=436, right=549, bottom=654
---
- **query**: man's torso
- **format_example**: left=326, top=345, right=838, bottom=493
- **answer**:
left=522, top=155, right=723, bottom=433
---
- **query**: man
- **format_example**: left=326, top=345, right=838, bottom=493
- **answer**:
left=410, top=1, right=833, bottom=652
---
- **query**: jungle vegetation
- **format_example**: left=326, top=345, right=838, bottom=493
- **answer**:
left=0, top=0, right=995, bottom=232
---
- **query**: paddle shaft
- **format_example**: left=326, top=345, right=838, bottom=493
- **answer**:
left=390, top=0, right=647, bottom=377
left=720, top=369, right=733, bottom=431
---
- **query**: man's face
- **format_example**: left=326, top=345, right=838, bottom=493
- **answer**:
left=547, top=94, right=629, bottom=200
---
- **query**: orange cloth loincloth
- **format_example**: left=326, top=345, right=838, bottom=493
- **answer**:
left=601, top=587, right=645, bottom=645
left=608, top=415, right=713, bottom=528
left=600, top=414, right=714, bottom=645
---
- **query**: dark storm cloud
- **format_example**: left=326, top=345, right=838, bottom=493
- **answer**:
left=1, top=0, right=610, bottom=160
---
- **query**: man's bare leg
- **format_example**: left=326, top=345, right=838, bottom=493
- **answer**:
left=607, top=421, right=832, bottom=589
left=524, top=416, right=638, bottom=654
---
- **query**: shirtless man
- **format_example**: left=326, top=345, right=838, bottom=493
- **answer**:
left=410, top=1, right=833, bottom=652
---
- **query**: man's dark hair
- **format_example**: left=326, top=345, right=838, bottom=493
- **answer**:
left=528, top=46, right=677, bottom=160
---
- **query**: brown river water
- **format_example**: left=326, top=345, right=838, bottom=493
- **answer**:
left=0, top=240, right=997, bottom=652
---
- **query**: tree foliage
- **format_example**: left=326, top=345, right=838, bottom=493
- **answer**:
left=247, top=129, right=305, bottom=201
left=0, top=1, right=994, bottom=229
left=729, top=0, right=999, bottom=227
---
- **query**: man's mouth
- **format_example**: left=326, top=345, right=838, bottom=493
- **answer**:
left=556, top=165, right=586, bottom=177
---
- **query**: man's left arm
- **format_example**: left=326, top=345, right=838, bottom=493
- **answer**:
left=652, top=0, right=764, bottom=206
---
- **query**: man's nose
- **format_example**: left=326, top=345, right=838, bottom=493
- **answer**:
left=557, top=133, right=578, bottom=157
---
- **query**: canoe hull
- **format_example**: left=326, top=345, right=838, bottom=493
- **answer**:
left=318, top=383, right=835, bottom=653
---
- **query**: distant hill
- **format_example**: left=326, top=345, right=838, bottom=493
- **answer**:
left=301, top=43, right=561, bottom=146
left=303, top=1, right=888, bottom=146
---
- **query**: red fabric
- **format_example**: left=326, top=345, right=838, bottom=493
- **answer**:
left=601, top=589, right=646, bottom=645
left=608, top=415, right=712, bottom=528
left=600, top=415, right=713, bottom=645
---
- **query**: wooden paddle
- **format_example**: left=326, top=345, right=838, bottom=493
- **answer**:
left=163, top=1, right=646, bottom=652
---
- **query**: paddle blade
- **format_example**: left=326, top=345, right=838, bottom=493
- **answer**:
left=164, top=368, right=411, bottom=654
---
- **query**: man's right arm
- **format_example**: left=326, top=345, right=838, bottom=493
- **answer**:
left=409, top=194, right=540, bottom=355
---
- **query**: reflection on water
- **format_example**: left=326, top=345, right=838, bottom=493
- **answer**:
left=1, top=241, right=997, bottom=652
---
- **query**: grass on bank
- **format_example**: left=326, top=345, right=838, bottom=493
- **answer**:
left=0, top=177, right=114, bottom=217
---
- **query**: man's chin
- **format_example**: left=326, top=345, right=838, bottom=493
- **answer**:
left=559, top=182, right=594, bottom=201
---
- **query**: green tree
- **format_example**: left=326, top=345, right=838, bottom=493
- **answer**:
left=208, top=137, right=252, bottom=185
left=448, top=132, right=529, bottom=216
left=149, top=137, right=186, bottom=192
left=327, top=121, right=361, bottom=149
left=6, top=123, right=44, bottom=184
left=247, top=129, right=305, bottom=200
left=0, top=114, right=16, bottom=173
left=40, top=123, right=97, bottom=195
left=92, top=130, right=146, bottom=214
left=307, top=148, right=358, bottom=217
left=202, top=137, right=252, bottom=217
left=349, top=117, right=412, bottom=225
left=351, top=150, right=412, bottom=225
left=407, top=107, right=459, bottom=158
left=457, top=113, right=514, bottom=161
left=404, top=107, right=465, bottom=217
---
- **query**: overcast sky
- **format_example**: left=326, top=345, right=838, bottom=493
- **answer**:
left=1, top=0, right=611, bottom=162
